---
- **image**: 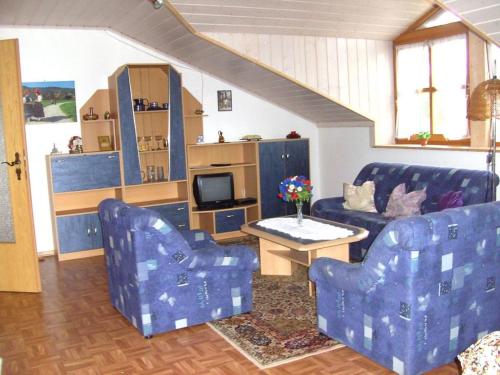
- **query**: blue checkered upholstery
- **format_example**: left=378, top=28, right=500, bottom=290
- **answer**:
left=310, top=201, right=500, bottom=375
left=98, top=199, right=259, bottom=337
left=312, top=163, right=498, bottom=260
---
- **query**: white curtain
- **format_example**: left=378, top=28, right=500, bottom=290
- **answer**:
left=395, top=43, right=430, bottom=138
left=431, top=34, right=467, bottom=139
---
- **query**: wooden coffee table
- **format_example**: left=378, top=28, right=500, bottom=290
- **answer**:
left=241, top=216, right=368, bottom=295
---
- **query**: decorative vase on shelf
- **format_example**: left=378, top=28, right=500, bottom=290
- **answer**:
left=296, top=201, right=304, bottom=225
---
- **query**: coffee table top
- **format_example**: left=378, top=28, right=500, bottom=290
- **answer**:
left=241, top=215, right=368, bottom=251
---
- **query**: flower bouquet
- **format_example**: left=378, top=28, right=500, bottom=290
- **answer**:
left=278, top=176, right=313, bottom=224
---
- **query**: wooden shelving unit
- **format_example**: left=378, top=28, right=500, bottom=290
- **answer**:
left=186, top=141, right=261, bottom=240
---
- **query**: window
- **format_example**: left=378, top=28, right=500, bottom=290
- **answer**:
left=395, top=34, right=467, bottom=140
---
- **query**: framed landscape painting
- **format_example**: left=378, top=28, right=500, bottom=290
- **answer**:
left=22, top=81, right=77, bottom=124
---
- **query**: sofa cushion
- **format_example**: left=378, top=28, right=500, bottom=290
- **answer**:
left=342, top=181, right=377, bottom=212
left=383, top=183, right=426, bottom=218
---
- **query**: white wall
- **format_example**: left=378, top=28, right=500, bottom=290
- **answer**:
left=0, top=27, right=318, bottom=253
left=204, top=32, right=394, bottom=143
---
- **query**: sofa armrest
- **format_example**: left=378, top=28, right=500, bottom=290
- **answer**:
left=312, top=196, right=345, bottom=216
left=309, top=258, right=366, bottom=293
left=188, top=244, right=259, bottom=271
left=179, top=229, right=215, bottom=250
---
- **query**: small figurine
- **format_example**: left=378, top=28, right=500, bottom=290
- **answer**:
left=218, top=130, right=225, bottom=143
left=50, top=143, right=60, bottom=154
left=68, top=136, right=83, bottom=154
left=104, top=111, right=111, bottom=120
left=286, top=130, right=301, bottom=139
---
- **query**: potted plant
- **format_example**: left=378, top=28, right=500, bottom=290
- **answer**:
left=417, top=131, right=431, bottom=146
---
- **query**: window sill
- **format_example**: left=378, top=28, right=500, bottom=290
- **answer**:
left=373, top=143, right=491, bottom=152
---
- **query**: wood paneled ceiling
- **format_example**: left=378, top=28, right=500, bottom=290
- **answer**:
left=0, top=0, right=377, bottom=126
left=435, top=0, right=500, bottom=46
left=170, top=0, right=433, bottom=40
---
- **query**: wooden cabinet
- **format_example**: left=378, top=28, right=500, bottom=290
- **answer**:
left=50, top=152, right=121, bottom=193
left=56, top=213, right=102, bottom=254
left=259, top=139, right=310, bottom=219
left=187, top=142, right=260, bottom=239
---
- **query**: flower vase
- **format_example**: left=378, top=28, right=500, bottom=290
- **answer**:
left=296, top=202, right=304, bottom=225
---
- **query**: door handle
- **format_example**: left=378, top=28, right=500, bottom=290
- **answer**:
left=1, top=152, right=21, bottom=167
left=2, top=152, right=22, bottom=180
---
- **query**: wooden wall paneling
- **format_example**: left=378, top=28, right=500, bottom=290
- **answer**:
left=326, top=37, right=340, bottom=99
left=282, top=35, right=295, bottom=77
left=270, top=34, right=284, bottom=72
left=243, top=33, right=259, bottom=57
left=293, top=36, right=307, bottom=83
left=305, top=36, right=318, bottom=88
left=357, top=39, right=370, bottom=115
left=347, top=39, right=360, bottom=110
left=316, top=37, right=329, bottom=94
left=258, top=34, right=272, bottom=66
left=366, top=40, right=379, bottom=117
left=337, top=38, right=350, bottom=104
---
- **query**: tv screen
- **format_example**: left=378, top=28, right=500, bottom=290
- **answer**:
left=193, top=172, right=234, bottom=210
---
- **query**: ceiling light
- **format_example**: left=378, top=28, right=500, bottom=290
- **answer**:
left=153, top=0, right=164, bottom=9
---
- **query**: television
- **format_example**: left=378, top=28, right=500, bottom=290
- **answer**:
left=193, top=172, right=235, bottom=210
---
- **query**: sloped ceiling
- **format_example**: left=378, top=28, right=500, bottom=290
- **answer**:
left=170, top=0, right=432, bottom=40
left=0, top=0, right=386, bottom=126
left=435, top=0, right=500, bottom=46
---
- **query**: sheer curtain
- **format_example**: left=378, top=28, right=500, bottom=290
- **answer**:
left=395, top=43, right=430, bottom=138
left=431, top=34, right=467, bottom=139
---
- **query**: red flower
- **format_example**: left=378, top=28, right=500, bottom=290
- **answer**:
left=291, top=192, right=298, bottom=200
left=277, top=193, right=283, bottom=199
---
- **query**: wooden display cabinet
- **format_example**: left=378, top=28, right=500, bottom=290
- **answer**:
left=186, top=141, right=261, bottom=240
left=80, top=89, right=116, bottom=152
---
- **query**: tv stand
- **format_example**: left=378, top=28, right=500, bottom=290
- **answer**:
left=187, top=142, right=260, bottom=240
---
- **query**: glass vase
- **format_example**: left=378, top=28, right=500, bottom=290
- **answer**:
left=296, top=202, right=304, bottom=225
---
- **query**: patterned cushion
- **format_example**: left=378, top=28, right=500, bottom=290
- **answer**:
left=383, top=183, right=426, bottom=218
left=343, top=181, right=377, bottom=212
left=438, top=190, right=464, bottom=211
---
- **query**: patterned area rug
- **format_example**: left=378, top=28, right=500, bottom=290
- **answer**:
left=208, top=237, right=343, bottom=369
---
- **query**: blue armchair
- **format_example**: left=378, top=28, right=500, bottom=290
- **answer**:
left=98, top=199, right=259, bottom=337
left=309, top=201, right=500, bottom=375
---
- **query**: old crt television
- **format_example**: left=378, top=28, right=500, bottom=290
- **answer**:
left=193, top=172, right=235, bottom=210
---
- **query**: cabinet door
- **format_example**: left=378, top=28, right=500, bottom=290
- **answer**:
left=285, top=140, right=310, bottom=215
left=215, top=209, right=245, bottom=233
left=91, top=215, right=103, bottom=249
left=259, top=141, right=287, bottom=219
left=51, top=153, right=120, bottom=193
left=169, top=67, right=187, bottom=181
left=148, top=202, right=189, bottom=230
left=117, top=67, right=142, bottom=185
left=56, top=214, right=94, bottom=253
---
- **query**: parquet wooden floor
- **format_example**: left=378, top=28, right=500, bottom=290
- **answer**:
left=0, top=256, right=460, bottom=375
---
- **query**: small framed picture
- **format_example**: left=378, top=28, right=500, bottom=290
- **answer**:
left=98, top=136, right=113, bottom=151
left=217, top=90, right=232, bottom=111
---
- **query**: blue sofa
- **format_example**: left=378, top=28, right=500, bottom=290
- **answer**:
left=98, top=199, right=259, bottom=337
left=312, top=162, right=497, bottom=260
left=309, top=201, right=500, bottom=375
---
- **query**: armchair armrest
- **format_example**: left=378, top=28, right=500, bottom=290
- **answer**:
left=179, top=229, right=215, bottom=250
left=188, top=244, right=259, bottom=271
left=309, top=258, right=376, bottom=293
left=311, top=196, right=345, bottom=216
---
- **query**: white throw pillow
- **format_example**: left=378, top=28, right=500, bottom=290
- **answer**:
left=343, top=181, right=377, bottom=212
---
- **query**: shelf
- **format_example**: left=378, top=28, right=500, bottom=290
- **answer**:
left=81, top=119, right=113, bottom=124
left=134, top=110, right=169, bottom=114
left=189, top=162, right=256, bottom=171
left=268, top=250, right=310, bottom=267
left=139, top=149, right=169, bottom=155
left=56, top=207, right=99, bottom=216
left=133, top=198, right=189, bottom=207
left=192, top=202, right=258, bottom=214
left=184, top=114, right=208, bottom=118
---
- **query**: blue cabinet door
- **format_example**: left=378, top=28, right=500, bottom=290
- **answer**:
left=117, top=67, right=142, bottom=185
left=148, top=202, right=189, bottom=230
left=259, top=141, right=287, bottom=219
left=215, top=209, right=245, bottom=233
left=285, top=140, right=310, bottom=215
left=57, top=213, right=103, bottom=253
left=169, top=67, right=187, bottom=181
left=51, top=152, right=121, bottom=193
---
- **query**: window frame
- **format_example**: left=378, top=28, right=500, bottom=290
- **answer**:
left=393, top=15, right=470, bottom=146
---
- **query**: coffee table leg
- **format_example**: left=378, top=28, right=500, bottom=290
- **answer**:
left=259, top=238, right=296, bottom=275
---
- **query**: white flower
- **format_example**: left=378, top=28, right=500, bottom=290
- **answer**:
left=288, top=185, right=295, bottom=192
left=297, top=186, right=303, bottom=192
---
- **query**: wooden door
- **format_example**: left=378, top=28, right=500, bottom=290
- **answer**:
left=0, top=39, right=41, bottom=292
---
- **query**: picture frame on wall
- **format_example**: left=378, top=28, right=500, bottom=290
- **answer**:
left=97, top=136, right=113, bottom=151
left=217, top=90, right=232, bottom=111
